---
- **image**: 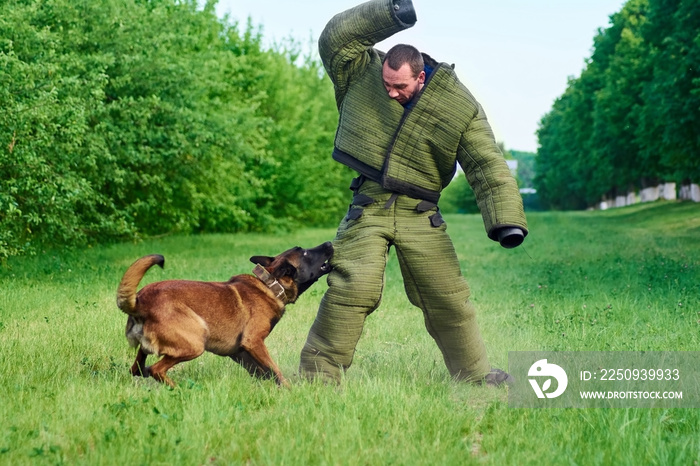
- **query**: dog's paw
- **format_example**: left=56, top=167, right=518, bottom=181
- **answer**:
left=130, top=364, right=150, bottom=378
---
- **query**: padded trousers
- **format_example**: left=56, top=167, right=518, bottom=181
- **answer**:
left=299, top=180, right=491, bottom=382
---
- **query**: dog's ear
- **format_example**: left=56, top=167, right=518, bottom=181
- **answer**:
left=275, top=261, right=297, bottom=279
left=250, top=255, right=274, bottom=266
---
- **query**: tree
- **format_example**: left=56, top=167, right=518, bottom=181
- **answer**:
left=0, top=0, right=345, bottom=258
left=638, top=0, right=700, bottom=183
left=534, top=0, right=699, bottom=208
left=589, top=0, right=650, bottom=199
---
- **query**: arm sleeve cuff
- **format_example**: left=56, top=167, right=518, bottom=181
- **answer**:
left=392, top=0, right=417, bottom=25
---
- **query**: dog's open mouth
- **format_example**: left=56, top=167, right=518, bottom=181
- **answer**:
left=320, top=262, right=332, bottom=274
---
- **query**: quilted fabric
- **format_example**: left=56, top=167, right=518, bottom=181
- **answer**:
left=320, top=0, right=528, bottom=240
left=299, top=181, right=491, bottom=383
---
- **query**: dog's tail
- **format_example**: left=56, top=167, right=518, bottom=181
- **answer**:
left=116, top=254, right=165, bottom=314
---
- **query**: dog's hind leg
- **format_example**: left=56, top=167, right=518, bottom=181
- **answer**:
left=148, top=352, right=201, bottom=388
left=130, top=347, right=149, bottom=377
left=144, top=308, right=208, bottom=387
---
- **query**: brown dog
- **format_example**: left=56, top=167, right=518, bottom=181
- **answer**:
left=116, top=242, right=333, bottom=387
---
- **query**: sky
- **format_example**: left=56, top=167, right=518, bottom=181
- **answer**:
left=213, top=0, right=627, bottom=153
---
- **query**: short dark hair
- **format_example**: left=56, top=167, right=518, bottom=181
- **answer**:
left=383, top=44, right=424, bottom=78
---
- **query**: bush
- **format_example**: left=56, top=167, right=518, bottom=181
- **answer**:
left=439, top=174, right=479, bottom=214
left=0, top=0, right=347, bottom=259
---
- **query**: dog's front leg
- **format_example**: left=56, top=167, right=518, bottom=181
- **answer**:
left=244, top=344, right=289, bottom=388
left=231, top=350, right=273, bottom=379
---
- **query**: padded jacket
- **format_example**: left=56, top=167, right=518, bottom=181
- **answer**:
left=319, top=0, right=528, bottom=241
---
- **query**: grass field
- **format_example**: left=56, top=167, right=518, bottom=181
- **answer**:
left=1, top=201, right=698, bottom=465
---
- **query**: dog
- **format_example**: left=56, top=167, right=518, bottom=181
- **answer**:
left=116, top=242, right=333, bottom=387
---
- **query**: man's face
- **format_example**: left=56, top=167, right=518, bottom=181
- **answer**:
left=382, top=62, right=425, bottom=105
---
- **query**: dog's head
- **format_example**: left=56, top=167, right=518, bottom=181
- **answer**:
left=250, top=241, right=333, bottom=303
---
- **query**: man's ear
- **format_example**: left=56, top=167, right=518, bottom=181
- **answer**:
left=250, top=255, right=274, bottom=266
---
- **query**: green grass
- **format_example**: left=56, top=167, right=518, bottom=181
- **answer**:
left=1, top=201, right=699, bottom=465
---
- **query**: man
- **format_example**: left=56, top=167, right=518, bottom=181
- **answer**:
left=299, top=0, right=528, bottom=386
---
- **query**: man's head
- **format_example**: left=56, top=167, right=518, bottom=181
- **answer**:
left=382, top=44, right=425, bottom=105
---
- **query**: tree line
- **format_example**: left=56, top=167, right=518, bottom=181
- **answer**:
left=8, top=0, right=685, bottom=258
left=535, top=0, right=699, bottom=210
left=0, top=0, right=351, bottom=259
